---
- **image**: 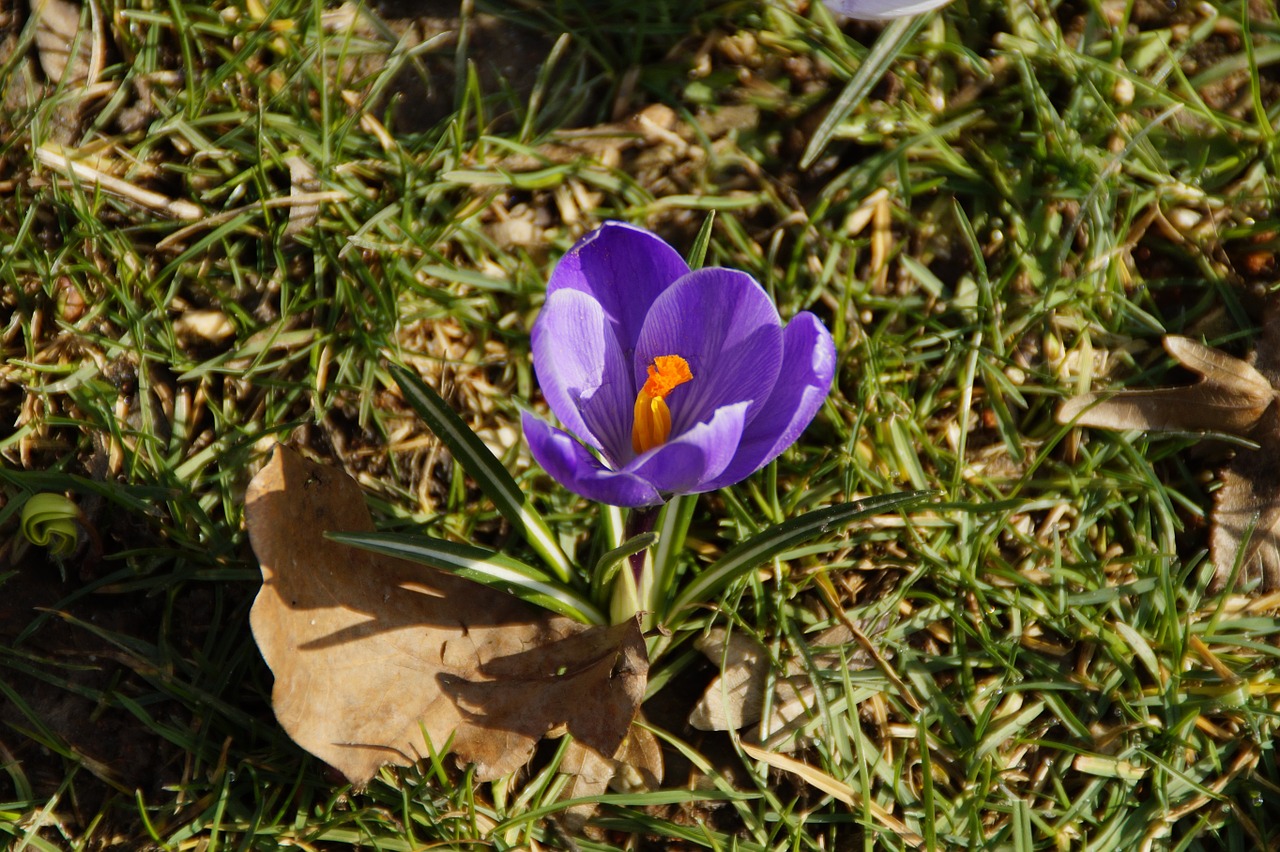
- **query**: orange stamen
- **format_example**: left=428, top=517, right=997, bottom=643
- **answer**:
left=642, top=355, right=693, bottom=399
left=632, top=355, right=692, bottom=454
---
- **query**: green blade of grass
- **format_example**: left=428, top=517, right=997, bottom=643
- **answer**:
left=329, top=531, right=605, bottom=625
left=800, top=15, right=927, bottom=169
left=493, top=788, right=758, bottom=836
left=668, top=490, right=936, bottom=618
left=687, top=211, right=716, bottom=269
left=652, top=492, right=697, bottom=617
left=388, top=362, right=574, bottom=584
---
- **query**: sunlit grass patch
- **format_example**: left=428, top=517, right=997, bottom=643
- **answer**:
left=2, top=0, right=1280, bottom=847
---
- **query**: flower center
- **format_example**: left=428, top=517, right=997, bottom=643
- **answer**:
left=632, top=355, right=693, bottom=454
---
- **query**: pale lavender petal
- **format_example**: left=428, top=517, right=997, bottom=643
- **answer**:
left=522, top=413, right=662, bottom=508
left=635, top=268, right=783, bottom=437
left=629, top=402, right=750, bottom=495
left=702, top=313, right=836, bottom=490
left=824, top=0, right=951, bottom=19
left=531, top=288, right=635, bottom=466
left=548, top=221, right=690, bottom=360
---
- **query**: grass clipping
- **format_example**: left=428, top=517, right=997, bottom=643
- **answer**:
left=245, top=445, right=649, bottom=789
left=1058, top=335, right=1280, bottom=591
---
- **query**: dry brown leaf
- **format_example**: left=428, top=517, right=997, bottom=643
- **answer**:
left=554, top=719, right=663, bottom=833
left=688, top=629, right=771, bottom=732
left=31, top=0, right=97, bottom=87
left=1208, top=303, right=1280, bottom=591
left=29, top=0, right=109, bottom=142
left=558, top=740, right=616, bottom=833
left=438, top=618, right=648, bottom=777
left=608, top=721, right=663, bottom=793
left=1163, top=337, right=1273, bottom=397
left=1211, top=415, right=1280, bottom=591
left=246, top=444, right=647, bottom=785
left=690, top=626, right=874, bottom=752
left=1057, top=336, right=1274, bottom=435
left=1059, top=322, right=1280, bottom=592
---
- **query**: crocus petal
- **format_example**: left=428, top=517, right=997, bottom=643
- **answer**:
left=547, top=221, right=690, bottom=360
left=824, top=0, right=951, bottom=20
left=701, top=313, right=836, bottom=491
left=531, top=289, right=635, bottom=466
left=629, top=401, right=750, bottom=495
left=522, top=413, right=662, bottom=508
left=635, top=268, right=783, bottom=436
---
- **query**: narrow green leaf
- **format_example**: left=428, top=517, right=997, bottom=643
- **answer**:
left=668, top=491, right=936, bottom=617
left=1012, top=796, right=1033, bottom=852
left=595, top=531, right=660, bottom=591
left=602, top=503, right=626, bottom=550
left=687, top=211, right=716, bottom=269
left=800, top=15, right=927, bottom=169
left=1113, top=621, right=1161, bottom=684
left=974, top=700, right=1045, bottom=761
left=388, top=363, right=573, bottom=583
left=492, top=788, right=757, bottom=836
left=330, top=531, right=605, bottom=625
left=653, top=493, right=697, bottom=618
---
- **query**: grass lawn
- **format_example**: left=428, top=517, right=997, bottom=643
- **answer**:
left=3, top=0, right=1280, bottom=848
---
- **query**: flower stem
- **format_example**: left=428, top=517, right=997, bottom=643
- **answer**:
left=609, top=505, right=660, bottom=626
left=608, top=498, right=698, bottom=627
left=625, top=506, right=660, bottom=579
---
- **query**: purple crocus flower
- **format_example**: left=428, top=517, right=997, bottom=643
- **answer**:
left=824, top=0, right=952, bottom=19
left=521, top=222, right=836, bottom=508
